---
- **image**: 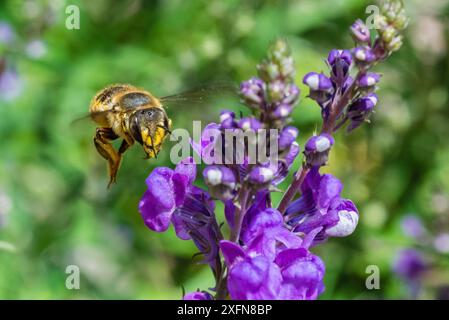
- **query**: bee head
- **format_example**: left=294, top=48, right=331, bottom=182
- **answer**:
left=129, top=108, right=171, bottom=158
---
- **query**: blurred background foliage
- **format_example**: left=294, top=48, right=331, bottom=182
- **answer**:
left=0, top=0, right=448, bottom=299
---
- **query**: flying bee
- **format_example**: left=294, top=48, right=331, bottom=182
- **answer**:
left=88, top=84, right=172, bottom=187
left=83, top=82, right=237, bottom=188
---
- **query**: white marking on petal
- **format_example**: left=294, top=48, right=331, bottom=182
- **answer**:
left=241, top=121, right=251, bottom=131
left=206, top=169, right=223, bottom=186
left=355, top=50, right=366, bottom=61
left=279, top=106, right=289, bottom=117
left=326, top=210, right=359, bottom=237
left=315, top=136, right=331, bottom=152
left=368, top=95, right=378, bottom=105
left=306, top=74, right=320, bottom=91
left=287, top=128, right=298, bottom=138
left=220, top=113, right=231, bottom=122
left=259, top=168, right=274, bottom=182
left=366, top=76, right=376, bottom=86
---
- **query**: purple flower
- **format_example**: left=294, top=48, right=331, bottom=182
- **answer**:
left=279, top=126, right=299, bottom=151
left=303, top=72, right=334, bottom=105
left=220, top=241, right=325, bottom=300
left=220, top=110, right=237, bottom=129
left=275, top=248, right=325, bottom=299
left=401, top=215, right=425, bottom=239
left=357, top=72, right=381, bottom=88
left=352, top=47, right=376, bottom=65
left=247, top=165, right=276, bottom=187
left=393, top=249, right=427, bottom=281
left=304, top=133, right=334, bottom=167
left=203, top=165, right=236, bottom=201
left=0, top=68, right=23, bottom=101
left=285, top=168, right=358, bottom=243
left=238, top=117, right=263, bottom=131
left=350, top=19, right=371, bottom=44
left=347, top=93, right=378, bottom=132
left=220, top=241, right=282, bottom=300
left=242, top=208, right=302, bottom=259
left=139, top=157, right=196, bottom=232
left=324, top=199, right=359, bottom=237
left=0, top=21, right=14, bottom=44
left=327, top=49, right=352, bottom=85
left=183, top=291, right=214, bottom=300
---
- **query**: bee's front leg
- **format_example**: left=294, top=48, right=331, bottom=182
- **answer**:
left=94, top=127, right=121, bottom=188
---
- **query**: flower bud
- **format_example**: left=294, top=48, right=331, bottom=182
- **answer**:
left=347, top=93, right=378, bottom=132
left=281, top=83, right=300, bottom=105
left=327, top=49, right=352, bottom=85
left=352, top=47, right=376, bottom=66
left=267, top=80, right=285, bottom=102
left=271, top=103, right=293, bottom=119
left=240, top=77, right=265, bottom=109
left=303, top=72, right=334, bottom=103
left=304, top=133, right=334, bottom=167
left=219, top=110, right=237, bottom=129
left=350, top=19, right=371, bottom=44
left=248, top=166, right=275, bottom=186
left=238, top=117, right=262, bottom=131
left=257, top=61, right=280, bottom=82
left=203, top=165, right=237, bottom=201
left=279, top=126, right=299, bottom=151
left=357, top=72, right=381, bottom=89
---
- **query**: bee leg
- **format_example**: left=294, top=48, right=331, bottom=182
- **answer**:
left=94, top=127, right=120, bottom=188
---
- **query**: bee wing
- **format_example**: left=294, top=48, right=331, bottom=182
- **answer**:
left=160, top=81, right=239, bottom=108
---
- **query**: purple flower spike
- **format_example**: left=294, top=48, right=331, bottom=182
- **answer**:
left=240, top=77, right=266, bottom=109
left=279, top=126, right=299, bottom=151
left=183, top=291, right=213, bottom=300
left=203, top=165, right=237, bottom=201
left=304, top=133, right=335, bottom=167
left=238, top=117, right=263, bottom=131
left=325, top=199, right=359, bottom=237
left=350, top=19, right=371, bottom=44
left=220, top=110, right=237, bottom=129
left=357, top=72, right=381, bottom=88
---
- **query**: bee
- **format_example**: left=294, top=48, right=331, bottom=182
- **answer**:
left=80, top=82, right=237, bottom=187
left=89, top=84, right=172, bottom=187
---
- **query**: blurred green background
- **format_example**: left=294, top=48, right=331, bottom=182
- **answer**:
left=0, top=0, right=448, bottom=299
